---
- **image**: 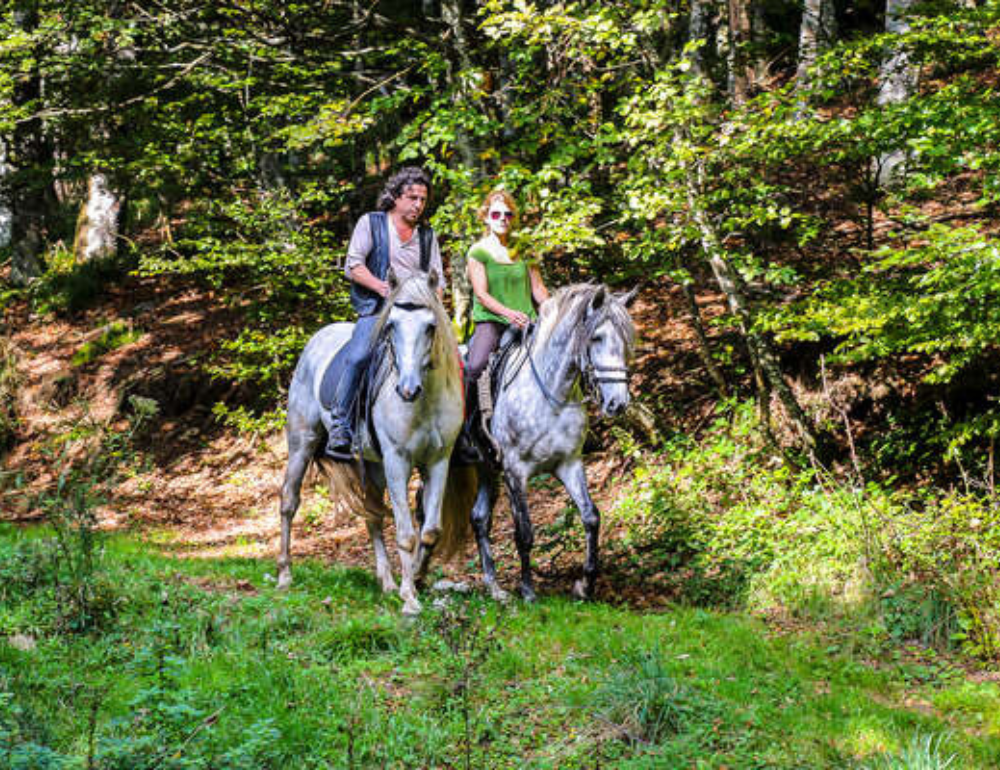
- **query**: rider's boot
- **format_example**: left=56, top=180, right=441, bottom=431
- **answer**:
left=324, top=415, right=354, bottom=462
left=452, top=378, right=483, bottom=465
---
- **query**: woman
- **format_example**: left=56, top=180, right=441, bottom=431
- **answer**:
left=455, top=190, right=548, bottom=463
left=465, top=189, right=548, bottom=385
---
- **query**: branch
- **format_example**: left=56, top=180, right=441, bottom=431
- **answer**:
left=17, top=52, right=212, bottom=124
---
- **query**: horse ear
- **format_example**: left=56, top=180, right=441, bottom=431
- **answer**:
left=588, top=286, right=607, bottom=316
left=616, top=287, right=638, bottom=308
left=387, top=267, right=399, bottom=292
left=427, top=269, right=440, bottom=292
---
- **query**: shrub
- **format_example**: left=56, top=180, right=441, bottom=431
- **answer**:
left=611, top=402, right=1000, bottom=661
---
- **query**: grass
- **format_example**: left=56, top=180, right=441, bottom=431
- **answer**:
left=2, top=526, right=1000, bottom=768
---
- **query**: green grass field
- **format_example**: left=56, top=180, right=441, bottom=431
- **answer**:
left=2, top=526, right=1000, bottom=769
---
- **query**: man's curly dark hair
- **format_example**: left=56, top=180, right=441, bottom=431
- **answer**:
left=376, top=167, right=432, bottom=212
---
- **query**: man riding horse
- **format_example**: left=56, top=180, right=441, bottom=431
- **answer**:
left=321, top=167, right=444, bottom=460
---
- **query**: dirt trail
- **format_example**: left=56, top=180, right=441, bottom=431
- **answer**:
left=2, top=270, right=727, bottom=601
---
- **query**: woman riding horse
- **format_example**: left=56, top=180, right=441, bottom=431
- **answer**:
left=456, top=188, right=549, bottom=462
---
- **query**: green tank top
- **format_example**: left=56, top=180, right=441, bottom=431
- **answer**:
left=468, top=244, right=536, bottom=325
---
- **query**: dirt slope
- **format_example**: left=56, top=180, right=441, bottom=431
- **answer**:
left=2, top=268, right=728, bottom=603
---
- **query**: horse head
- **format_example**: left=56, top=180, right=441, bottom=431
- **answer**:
left=381, top=270, right=445, bottom=402
left=582, top=285, right=636, bottom=418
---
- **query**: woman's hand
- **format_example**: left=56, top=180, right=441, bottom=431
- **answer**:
left=505, top=309, right=530, bottom=328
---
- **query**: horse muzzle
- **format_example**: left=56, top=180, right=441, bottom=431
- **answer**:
left=396, top=380, right=423, bottom=402
left=601, top=391, right=629, bottom=418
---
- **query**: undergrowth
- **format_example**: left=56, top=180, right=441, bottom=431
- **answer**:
left=610, top=400, right=1000, bottom=662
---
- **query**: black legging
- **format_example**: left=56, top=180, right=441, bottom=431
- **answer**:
left=465, top=321, right=505, bottom=381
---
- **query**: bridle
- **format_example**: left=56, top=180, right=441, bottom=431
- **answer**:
left=521, top=307, right=631, bottom=411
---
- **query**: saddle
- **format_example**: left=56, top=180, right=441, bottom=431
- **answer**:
left=466, top=324, right=528, bottom=464
left=352, top=336, right=393, bottom=458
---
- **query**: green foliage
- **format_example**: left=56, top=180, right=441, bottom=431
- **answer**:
left=611, top=401, right=1000, bottom=661
left=71, top=320, right=142, bottom=367
left=593, top=645, right=718, bottom=746
left=863, top=732, right=957, bottom=770
left=3, top=533, right=999, bottom=768
left=28, top=248, right=135, bottom=318
left=3, top=396, right=159, bottom=635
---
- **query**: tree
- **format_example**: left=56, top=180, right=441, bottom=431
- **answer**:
left=875, top=0, right=919, bottom=185
left=796, top=0, right=837, bottom=96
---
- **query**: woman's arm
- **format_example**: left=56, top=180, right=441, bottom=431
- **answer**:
left=529, top=265, right=549, bottom=306
left=468, top=258, right=530, bottom=328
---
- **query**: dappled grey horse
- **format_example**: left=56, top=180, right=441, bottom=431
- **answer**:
left=471, top=284, right=636, bottom=602
left=277, top=271, right=467, bottom=615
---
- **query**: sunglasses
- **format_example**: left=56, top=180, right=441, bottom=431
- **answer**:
left=489, top=210, right=514, bottom=221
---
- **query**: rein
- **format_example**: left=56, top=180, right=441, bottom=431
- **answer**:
left=519, top=308, right=631, bottom=410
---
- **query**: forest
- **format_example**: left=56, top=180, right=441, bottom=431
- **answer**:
left=3, top=0, right=1000, bottom=766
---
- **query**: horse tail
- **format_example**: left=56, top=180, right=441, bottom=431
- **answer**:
left=435, top=463, right=477, bottom=561
left=314, top=457, right=389, bottom=521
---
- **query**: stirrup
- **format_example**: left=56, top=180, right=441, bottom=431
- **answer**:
left=475, top=376, right=502, bottom=462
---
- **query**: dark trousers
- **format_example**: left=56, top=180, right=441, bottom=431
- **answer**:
left=466, top=321, right=505, bottom=382
left=322, top=314, right=379, bottom=434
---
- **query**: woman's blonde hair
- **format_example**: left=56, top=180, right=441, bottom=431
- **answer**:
left=478, top=189, right=519, bottom=233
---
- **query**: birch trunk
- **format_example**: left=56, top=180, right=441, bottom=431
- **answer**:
left=440, top=0, right=481, bottom=336
left=0, top=139, right=11, bottom=250
left=685, top=153, right=819, bottom=455
left=73, top=173, right=120, bottom=263
left=796, top=0, right=837, bottom=94
left=680, top=280, right=729, bottom=398
left=688, top=0, right=715, bottom=81
left=876, top=0, right=918, bottom=186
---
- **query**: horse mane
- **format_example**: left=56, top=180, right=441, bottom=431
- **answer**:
left=536, top=283, right=636, bottom=361
left=373, top=273, right=458, bottom=365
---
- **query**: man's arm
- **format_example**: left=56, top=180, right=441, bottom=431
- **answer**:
left=350, top=264, right=390, bottom=297
left=344, top=213, right=388, bottom=295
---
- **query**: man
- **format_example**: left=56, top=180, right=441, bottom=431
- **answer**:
left=322, top=167, right=444, bottom=459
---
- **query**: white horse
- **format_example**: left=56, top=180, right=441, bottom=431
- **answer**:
left=277, top=271, right=471, bottom=615
left=470, top=284, right=636, bottom=602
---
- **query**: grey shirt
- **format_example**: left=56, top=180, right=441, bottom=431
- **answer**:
left=344, top=213, right=444, bottom=283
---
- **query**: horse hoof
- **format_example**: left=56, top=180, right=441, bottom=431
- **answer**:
left=381, top=577, right=398, bottom=594
left=520, top=584, right=537, bottom=603
left=490, top=585, right=510, bottom=603
left=402, top=598, right=422, bottom=616
left=572, top=579, right=591, bottom=600
left=420, top=527, right=440, bottom=546
left=276, top=570, right=292, bottom=591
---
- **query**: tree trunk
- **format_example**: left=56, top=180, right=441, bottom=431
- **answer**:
left=726, top=0, right=753, bottom=104
left=796, top=0, right=837, bottom=95
left=876, top=0, right=918, bottom=186
left=73, top=173, right=121, bottom=263
left=687, top=0, right=716, bottom=81
left=0, top=138, right=11, bottom=250
left=440, top=0, right=481, bottom=337
left=9, top=0, right=54, bottom=285
left=680, top=280, right=729, bottom=398
left=685, top=154, right=820, bottom=456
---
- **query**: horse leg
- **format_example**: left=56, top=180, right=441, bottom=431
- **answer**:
left=471, top=468, right=508, bottom=602
left=555, top=458, right=600, bottom=600
left=365, top=516, right=397, bottom=594
left=413, top=458, right=450, bottom=582
left=363, top=463, right=396, bottom=594
left=382, top=452, right=418, bottom=553
left=277, top=434, right=316, bottom=590
left=382, top=451, right=421, bottom=615
left=504, top=471, right=536, bottom=602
